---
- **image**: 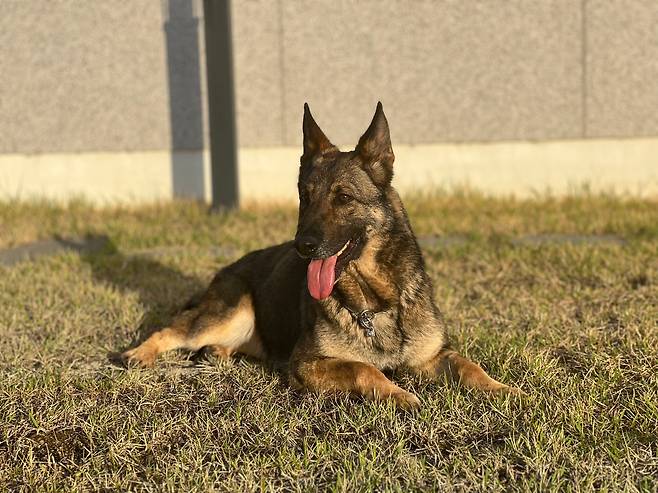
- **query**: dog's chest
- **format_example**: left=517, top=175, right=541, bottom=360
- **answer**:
left=317, top=304, right=405, bottom=369
left=313, top=260, right=409, bottom=368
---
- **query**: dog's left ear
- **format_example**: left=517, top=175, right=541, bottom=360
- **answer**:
left=355, top=102, right=395, bottom=188
left=302, top=103, right=337, bottom=163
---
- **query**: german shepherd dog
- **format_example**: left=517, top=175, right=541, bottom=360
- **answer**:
left=123, top=103, right=520, bottom=408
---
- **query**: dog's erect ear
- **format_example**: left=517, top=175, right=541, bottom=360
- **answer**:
left=355, top=102, right=395, bottom=188
left=302, top=103, right=336, bottom=162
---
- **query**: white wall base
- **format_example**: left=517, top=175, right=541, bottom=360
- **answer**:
left=1, top=138, right=657, bottom=204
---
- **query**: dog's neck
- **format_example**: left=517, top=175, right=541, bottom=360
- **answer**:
left=335, top=187, right=428, bottom=315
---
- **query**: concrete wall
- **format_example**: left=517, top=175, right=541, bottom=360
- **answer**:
left=0, top=1, right=177, bottom=153
left=586, top=1, right=658, bottom=138
left=3, top=0, right=658, bottom=152
left=0, top=0, right=657, bottom=202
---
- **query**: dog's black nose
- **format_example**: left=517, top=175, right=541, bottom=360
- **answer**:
left=295, top=236, right=320, bottom=258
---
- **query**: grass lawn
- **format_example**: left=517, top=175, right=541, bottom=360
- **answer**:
left=0, top=191, right=656, bottom=491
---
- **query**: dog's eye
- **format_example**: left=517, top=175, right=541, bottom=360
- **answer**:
left=336, top=193, right=353, bottom=205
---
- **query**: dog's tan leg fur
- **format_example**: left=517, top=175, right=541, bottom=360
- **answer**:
left=414, top=348, right=521, bottom=394
left=122, top=291, right=263, bottom=367
left=122, top=326, right=188, bottom=367
left=292, top=358, right=421, bottom=409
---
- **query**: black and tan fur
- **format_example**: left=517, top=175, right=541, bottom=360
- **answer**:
left=123, top=103, right=521, bottom=408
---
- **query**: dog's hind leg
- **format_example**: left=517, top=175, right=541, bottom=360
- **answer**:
left=412, top=348, right=523, bottom=395
left=122, top=275, right=263, bottom=367
left=121, top=311, right=194, bottom=367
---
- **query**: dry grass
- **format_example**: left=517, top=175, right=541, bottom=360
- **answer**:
left=0, top=191, right=656, bottom=491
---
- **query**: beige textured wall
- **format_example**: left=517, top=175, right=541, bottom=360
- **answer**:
left=586, top=0, right=658, bottom=138
left=1, top=0, right=657, bottom=154
left=0, top=0, right=208, bottom=153
left=277, top=0, right=583, bottom=145
left=0, top=1, right=172, bottom=153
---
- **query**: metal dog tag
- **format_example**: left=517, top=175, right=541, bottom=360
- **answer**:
left=357, top=310, right=376, bottom=337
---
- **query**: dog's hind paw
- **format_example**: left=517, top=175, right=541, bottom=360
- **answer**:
left=121, top=347, right=156, bottom=368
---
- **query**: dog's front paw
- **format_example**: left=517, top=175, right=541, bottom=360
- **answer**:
left=494, top=385, right=527, bottom=397
left=391, top=390, right=421, bottom=410
left=122, top=346, right=156, bottom=368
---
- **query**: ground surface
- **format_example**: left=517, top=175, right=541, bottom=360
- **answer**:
left=0, top=192, right=656, bottom=492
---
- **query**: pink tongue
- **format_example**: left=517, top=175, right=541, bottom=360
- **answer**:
left=307, top=254, right=337, bottom=300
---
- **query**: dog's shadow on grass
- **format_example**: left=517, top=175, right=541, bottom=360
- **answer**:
left=80, top=238, right=208, bottom=366
left=82, top=238, right=284, bottom=380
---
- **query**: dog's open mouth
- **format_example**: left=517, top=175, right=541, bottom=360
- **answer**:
left=307, top=238, right=361, bottom=300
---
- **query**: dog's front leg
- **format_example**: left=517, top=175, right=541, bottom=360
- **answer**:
left=290, top=357, right=421, bottom=409
left=414, top=348, right=524, bottom=395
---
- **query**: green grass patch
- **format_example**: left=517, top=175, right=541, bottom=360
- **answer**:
left=0, top=191, right=656, bottom=491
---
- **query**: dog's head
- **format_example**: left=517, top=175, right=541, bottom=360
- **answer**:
left=294, top=102, right=396, bottom=300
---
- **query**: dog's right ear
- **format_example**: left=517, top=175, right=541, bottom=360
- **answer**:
left=302, top=103, right=336, bottom=163
left=355, top=102, right=395, bottom=188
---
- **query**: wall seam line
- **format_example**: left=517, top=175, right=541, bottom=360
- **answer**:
left=581, top=0, right=588, bottom=138
left=277, top=0, right=287, bottom=146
